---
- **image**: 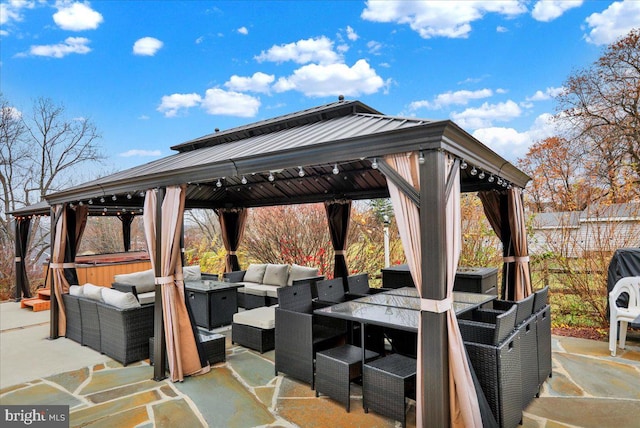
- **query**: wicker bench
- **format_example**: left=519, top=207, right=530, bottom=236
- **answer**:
left=232, top=306, right=275, bottom=353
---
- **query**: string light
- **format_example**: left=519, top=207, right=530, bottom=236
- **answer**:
left=332, top=164, right=339, bottom=175
left=216, top=178, right=222, bottom=187
left=418, top=151, right=425, bottom=164
left=488, top=175, right=495, bottom=183
left=470, top=167, right=478, bottom=176
left=478, top=171, right=485, bottom=179
left=268, top=172, right=275, bottom=182
left=298, top=166, right=305, bottom=177
left=460, top=160, right=468, bottom=170
left=126, top=193, right=132, bottom=199
left=241, top=175, right=247, bottom=184
left=99, top=197, right=105, bottom=203
left=111, top=195, right=117, bottom=201
left=371, top=158, right=378, bottom=169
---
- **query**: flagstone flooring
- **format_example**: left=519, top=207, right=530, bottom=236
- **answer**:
left=2, top=302, right=639, bottom=427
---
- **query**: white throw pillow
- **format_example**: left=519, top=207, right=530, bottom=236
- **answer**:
left=102, top=288, right=141, bottom=309
left=183, top=265, right=202, bottom=282
left=244, top=264, right=267, bottom=284
left=83, top=283, right=104, bottom=302
left=114, top=269, right=155, bottom=293
left=69, top=285, right=84, bottom=296
left=287, top=264, right=319, bottom=285
left=263, top=264, right=289, bottom=287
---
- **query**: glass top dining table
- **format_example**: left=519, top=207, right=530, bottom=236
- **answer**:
left=314, top=288, right=496, bottom=333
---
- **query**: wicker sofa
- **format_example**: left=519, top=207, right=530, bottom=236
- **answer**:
left=112, top=265, right=214, bottom=305
left=224, top=263, right=322, bottom=309
left=63, top=284, right=154, bottom=365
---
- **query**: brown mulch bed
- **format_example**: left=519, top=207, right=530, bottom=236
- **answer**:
left=552, top=326, right=607, bottom=341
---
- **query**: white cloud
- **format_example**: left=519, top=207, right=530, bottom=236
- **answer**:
left=472, top=113, right=556, bottom=159
left=201, top=88, right=260, bottom=117
left=119, top=149, right=162, bottom=157
left=237, top=26, right=248, bottom=35
left=157, top=93, right=202, bottom=117
left=225, top=72, right=275, bottom=93
left=361, top=0, right=527, bottom=39
left=273, top=59, right=385, bottom=97
left=53, top=1, right=103, bottom=31
left=496, top=26, right=508, bottom=33
left=409, top=88, right=494, bottom=110
left=1, top=0, right=35, bottom=26
left=451, top=100, right=522, bottom=130
left=346, top=25, right=359, bottom=41
left=531, top=0, right=583, bottom=22
left=133, top=37, right=163, bottom=56
left=195, top=36, right=204, bottom=44
left=255, top=36, right=340, bottom=65
left=367, top=40, right=382, bottom=54
left=1, top=105, right=22, bottom=120
left=526, top=86, right=565, bottom=101
left=584, top=0, right=640, bottom=45
left=28, top=36, right=91, bottom=58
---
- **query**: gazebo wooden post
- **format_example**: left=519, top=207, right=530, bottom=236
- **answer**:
left=153, top=187, right=167, bottom=381
left=49, top=206, right=59, bottom=340
left=420, top=149, right=450, bottom=426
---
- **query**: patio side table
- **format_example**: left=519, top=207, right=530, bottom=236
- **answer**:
left=315, top=344, right=379, bottom=412
left=363, top=353, right=416, bottom=428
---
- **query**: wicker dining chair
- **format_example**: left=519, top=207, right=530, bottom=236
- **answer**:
left=316, top=277, right=347, bottom=303
left=274, top=283, right=347, bottom=389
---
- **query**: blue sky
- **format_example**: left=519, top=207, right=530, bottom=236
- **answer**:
left=2, top=0, right=639, bottom=176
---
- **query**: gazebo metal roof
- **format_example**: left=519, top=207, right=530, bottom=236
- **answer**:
left=41, top=99, right=530, bottom=210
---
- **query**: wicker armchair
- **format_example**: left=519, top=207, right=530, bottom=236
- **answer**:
left=78, top=297, right=102, bottom=352
left=316, top=278, right=347, bottom=303
left=459, top=305, right=522, bottom=428
left=533, top=287, right=552, bottom=388
left=345, top=273, right=386, bottom=298
left=474, top=293, right=537, bottom=406
left=274, top=283, right=347, bottom=389
left=96, top=301, right=154, bottom=366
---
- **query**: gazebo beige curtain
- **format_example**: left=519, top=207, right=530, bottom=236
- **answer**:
left=51, top=204, right=69, bottom=335
left=144, top=186, right=210, bottom=382
left=217, top=207, right=247, bottom=272
left=479, top=189, right=532, bottom=301
left=385, top=152, right=482, bottom=428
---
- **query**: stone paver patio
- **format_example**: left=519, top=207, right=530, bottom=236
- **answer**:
left=1, top=301, right=639, bottom=427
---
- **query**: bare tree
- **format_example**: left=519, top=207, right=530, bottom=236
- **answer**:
left=0, top=95, right=104, bottom=297
left=555, top=28, right=640, bottom=203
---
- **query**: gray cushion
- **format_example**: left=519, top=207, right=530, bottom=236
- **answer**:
left=137, top=291, right=155, bottom=305
left=69, top=285, right=84, bottom=296
left=233, top=305, right=276, bottom=329
left=113, top=269, right=155, bottom=293
left=83, top=283, right=104, bottom=302
left=263, top=264, right=289, bottom=287
left=287, top=264, right=319, bottom=285
left=101, top=288, right=141, bottom=309
left=244, top=264, right=267, bottom=284
left=183, top=265, right=201, bottom=281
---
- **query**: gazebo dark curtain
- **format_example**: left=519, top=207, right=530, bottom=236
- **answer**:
left=217, top=207, right=247, bottom=272
left=478, top=189, right=531, bottom=300
left=118, top=212, right=134, bottom=252
left=63, top=205, right=89, bottom=286
left=14, top=216, right=32, bottom=300
left=324, top=199, right=351, bottom=280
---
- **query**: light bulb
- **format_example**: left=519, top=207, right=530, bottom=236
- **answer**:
left=478, top=171, right=485, bottom=179
left=371, top=158, right=378, bottom=169
left=460, top=160, right=468, bottom=170
left=241, top=175, right=247, bottom=184
left=216, top=178, right=222, bottom=187
left=298, top=167, right=305, bottom=177
left=268, top=172, right=275, bottom=182
left=332, top=164, right=339, bottom=175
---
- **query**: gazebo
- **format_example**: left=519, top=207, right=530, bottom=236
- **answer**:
left=23, top=98, right=531, bottom=426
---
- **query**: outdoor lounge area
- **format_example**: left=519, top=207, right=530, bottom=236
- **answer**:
left=2, top=300, right=640, bottom=427
left=7, top=99, right=640, bottom=426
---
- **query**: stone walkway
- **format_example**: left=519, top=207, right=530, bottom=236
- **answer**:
left=1, top=302, right=639, bottom=427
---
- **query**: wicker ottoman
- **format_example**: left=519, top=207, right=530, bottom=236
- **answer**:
left=149, top=332, right=225, bottom=366
left=232, top=306, right=275, bottom=353
left=363, top=353, right=416, bottom=428
left=315, top=344, right=379, bottom=412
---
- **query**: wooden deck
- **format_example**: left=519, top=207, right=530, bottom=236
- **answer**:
left=20, top=288, right=51, bottom=312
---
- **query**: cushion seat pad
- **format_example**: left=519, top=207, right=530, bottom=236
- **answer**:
left=233, top=306, right=276, bottom=330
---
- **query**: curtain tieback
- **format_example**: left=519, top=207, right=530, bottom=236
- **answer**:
left=15, top=257, right=21, bottom=262
left=420, top=296, right=452, bottom=313
left=229, top=251, right=237, bottom=255
left=503, top=256, right=530, bottom=263
left=334, top=250, right=346, bottom=255
left=50, top=262, right=76, bottom=269
left=155, top=275, right=175, bottom=285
